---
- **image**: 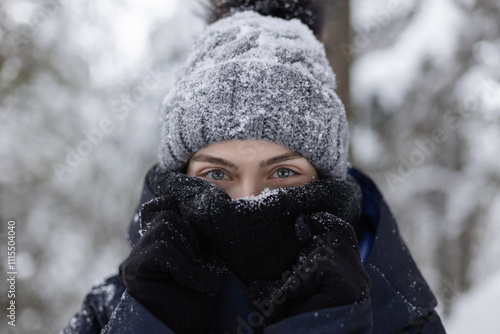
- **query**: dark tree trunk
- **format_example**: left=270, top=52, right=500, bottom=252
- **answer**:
left=322, top=0, right=351, bottom=117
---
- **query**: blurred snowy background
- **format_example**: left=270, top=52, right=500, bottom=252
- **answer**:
left=0, top=0, right=499, bottom=332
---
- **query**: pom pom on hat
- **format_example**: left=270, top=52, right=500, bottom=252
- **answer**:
left=206, top=0, right=328, bottom=38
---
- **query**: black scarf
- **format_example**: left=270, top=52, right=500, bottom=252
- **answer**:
left=146, top=166, right=362, bottom=283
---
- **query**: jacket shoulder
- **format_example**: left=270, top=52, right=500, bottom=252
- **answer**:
left=62, top=274, right=125, bottom=334
left=350, top=169, right=446, bottom=333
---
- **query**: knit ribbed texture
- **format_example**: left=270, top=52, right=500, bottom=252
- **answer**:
left=159, top=11, right=349, bottom=179
left=145, top=166, right=362, bottom=282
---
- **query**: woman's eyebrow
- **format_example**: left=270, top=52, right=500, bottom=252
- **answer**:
left=190, top=154, right=238, bottom=169
left=259, top=152, right=302, bottom=168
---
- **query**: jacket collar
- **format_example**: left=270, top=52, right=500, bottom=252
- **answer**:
left=126, top=177, right=155, bottom=247
left=351, top=169, right=439, bottom=332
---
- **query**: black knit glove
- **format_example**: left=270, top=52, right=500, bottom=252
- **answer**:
left=122, top=196, right=225, bottom=334
left=249, top=212, right=371, bottom=326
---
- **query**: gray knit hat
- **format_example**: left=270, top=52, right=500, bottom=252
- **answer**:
left=159, top=10, right=348, bottom=179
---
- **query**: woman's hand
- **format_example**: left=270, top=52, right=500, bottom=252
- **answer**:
left=249, top=212, right=372, bottom=326
left=122, top=196, right=226, bottom=334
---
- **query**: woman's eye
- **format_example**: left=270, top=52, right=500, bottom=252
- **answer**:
left=206, top=169, right=227, bottom=181
left=273, top=168, right=295, bottom=178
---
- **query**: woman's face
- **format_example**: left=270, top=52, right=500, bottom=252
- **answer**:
left=186, top=140, right=319, bottom=199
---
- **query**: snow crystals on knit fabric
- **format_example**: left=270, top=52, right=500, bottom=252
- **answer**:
left=159, top=11, right=348, bottom=179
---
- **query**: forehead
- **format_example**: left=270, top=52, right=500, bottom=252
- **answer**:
left=193, top=140, right=295, bottom=158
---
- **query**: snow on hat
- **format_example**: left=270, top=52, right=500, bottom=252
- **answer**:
left=158, top=9, right=349, bottom=179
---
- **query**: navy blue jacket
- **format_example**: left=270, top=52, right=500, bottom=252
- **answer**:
left=62, top=169, right=446, bottom=333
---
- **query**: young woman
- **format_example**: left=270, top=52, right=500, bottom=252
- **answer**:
left=63, top=1, right=446, bottom=333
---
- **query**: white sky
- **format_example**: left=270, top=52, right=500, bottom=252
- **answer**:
left=105, top=0, right=178, bottom=64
